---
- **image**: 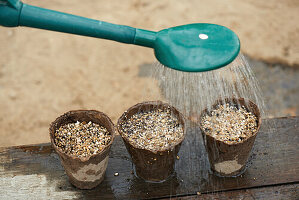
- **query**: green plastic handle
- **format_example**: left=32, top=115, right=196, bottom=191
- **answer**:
left=0, top=0, right=156, bottom=46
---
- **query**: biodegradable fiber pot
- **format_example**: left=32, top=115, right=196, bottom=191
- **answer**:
left=49, top=110, right=115, bottom=189
left=199, top=98, right=261, bottom=177
left=117, top=101, right=186, bottom=182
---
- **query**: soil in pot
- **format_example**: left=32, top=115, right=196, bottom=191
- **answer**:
left=54, top=121, right=112, bottom=157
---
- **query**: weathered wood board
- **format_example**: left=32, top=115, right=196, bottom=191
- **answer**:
left=0, top=117, right=298, bottom=199
left=177, top=184, right=299, bottom=200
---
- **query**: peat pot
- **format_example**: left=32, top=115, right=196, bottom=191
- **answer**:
left=49, top=110, right=115, bottom=189
left=199, top=98, right=261, bottom=177
left=117, top=101, right=186, bottom=182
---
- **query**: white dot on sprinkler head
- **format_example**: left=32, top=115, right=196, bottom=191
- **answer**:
left=198, top=34, right=208, bottom=40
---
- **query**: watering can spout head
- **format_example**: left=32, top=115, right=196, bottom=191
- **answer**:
left=0, top=0, right=23, bottom=27
left=153, top=23, right=241, bottom=72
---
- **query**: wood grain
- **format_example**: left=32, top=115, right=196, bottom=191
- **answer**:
left=0, top=117, right=298, bottom=199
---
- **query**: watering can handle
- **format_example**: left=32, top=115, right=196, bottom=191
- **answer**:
left=0, top=0, right=156, bottom=47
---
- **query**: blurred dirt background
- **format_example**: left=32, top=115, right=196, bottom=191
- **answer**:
left=0, top=0, right=298, bottom=147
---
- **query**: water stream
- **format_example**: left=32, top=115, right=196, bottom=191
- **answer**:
left=151, top=53, right=267, bottom=121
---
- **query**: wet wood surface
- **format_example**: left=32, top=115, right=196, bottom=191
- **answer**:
left=0, top=117, right=298, bottom=199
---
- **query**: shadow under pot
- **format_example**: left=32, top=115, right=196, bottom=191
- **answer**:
left=199, top=98, right=261, bottom=177
left=49, top=110, right=115, bottom=189
left=117, top=101, right=186, bottom=182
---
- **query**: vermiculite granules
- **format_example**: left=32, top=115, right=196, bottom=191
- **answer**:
left=201, top=103, right=258, bottom=144
left=120, top=108, right=184, bottom=151
left=54, top=121, right=112, bottom=157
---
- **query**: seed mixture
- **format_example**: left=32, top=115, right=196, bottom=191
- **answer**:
left=54, top=121, right=112, bottom=157
left=201, top=103, right=258, bottom=144
left=120, top=108, right=184, bottom=151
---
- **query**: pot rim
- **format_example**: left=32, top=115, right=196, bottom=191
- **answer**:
left=117, top=101, right=186, bottom=153
left=49, top=109, right=116, bottom=162
left=199, top=97, right=262, bottom=145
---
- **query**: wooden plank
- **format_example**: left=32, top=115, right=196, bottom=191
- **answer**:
left=0, top=117, right=298, bottom=199
left=176, top=183, right=299, bottom=200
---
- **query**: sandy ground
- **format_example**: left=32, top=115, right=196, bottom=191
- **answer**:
left=0, top=0, right=298, bottom=147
